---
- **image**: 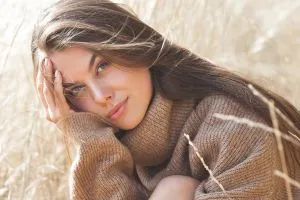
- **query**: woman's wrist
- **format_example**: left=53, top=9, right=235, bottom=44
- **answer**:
left=56, top=112, right=118, bottom=143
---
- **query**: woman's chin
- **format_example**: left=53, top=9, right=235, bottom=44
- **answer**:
left=118, top=117, right=141, bottom=131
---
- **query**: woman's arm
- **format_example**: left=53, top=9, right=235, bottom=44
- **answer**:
left=57, top=112, right=146, bottom=200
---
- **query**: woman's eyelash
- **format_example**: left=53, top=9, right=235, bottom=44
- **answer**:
left=96, top=61, right=108, bottom=74
left=65, top=85, right=84, bottom=96
left=71, top=86, right=84, bottom=93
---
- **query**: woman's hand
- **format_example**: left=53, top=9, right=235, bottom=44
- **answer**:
left=149, top=175, right=201, bottom=200
left=36, top=58, right=75, bottom=124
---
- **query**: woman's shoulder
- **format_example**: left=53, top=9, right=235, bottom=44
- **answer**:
left=194, top=92, right=267, bottom=125
left=188, top=92, right=274, bottom=146
left=189, top=92, right=278, bottom=167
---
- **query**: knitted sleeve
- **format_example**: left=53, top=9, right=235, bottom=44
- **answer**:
left=189, top=95, right=285, bottom=199
left=56, top=112, right=144, bottom=200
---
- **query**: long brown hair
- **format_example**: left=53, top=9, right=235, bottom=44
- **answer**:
left=31, top=0, right=300, bottom=178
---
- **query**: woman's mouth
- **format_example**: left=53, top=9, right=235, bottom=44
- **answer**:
left=109, top=97, right=128, bottom=120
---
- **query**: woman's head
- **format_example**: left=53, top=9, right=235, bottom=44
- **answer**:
left=31, top=0, right=164, bottom=129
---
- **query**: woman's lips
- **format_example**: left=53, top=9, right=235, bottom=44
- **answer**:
left=109, top=97, right=128, bottom=120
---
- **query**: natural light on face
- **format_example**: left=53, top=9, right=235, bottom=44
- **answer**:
left=48, top=47, right=154, bottom=130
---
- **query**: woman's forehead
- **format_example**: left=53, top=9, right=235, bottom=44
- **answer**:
left=50, top=47, right=94, bottom=68
left=50, top=47, right=93, bottom=60
left=48, top=47, right=96, bottom=83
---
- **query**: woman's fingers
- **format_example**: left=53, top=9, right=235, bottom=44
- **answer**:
left=53, top=70, right=69, bottom=112
left=43, top=58, right=54, bottom=97
left=36, top=58, right=48, bottom=109
left=44, top=78, right=56, bottom=118
left=42, top=59, right=57, bottom=121
left=53, top=70, right=66, bottom=104
left=53, top=68, right=77, bottom=122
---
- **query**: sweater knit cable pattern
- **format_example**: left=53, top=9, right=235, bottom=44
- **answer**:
left=56, top=91, right=299, bottom=200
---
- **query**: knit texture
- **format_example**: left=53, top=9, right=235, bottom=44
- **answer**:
left=56, top=91, right=299, bottom=200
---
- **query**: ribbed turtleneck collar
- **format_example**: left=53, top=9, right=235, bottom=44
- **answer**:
left=120, top=92, right=197, bottom=167
left=120, top=92, right=174, bottom=166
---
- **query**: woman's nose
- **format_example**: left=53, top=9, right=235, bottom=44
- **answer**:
left=89, top=83, right=112, bottom=105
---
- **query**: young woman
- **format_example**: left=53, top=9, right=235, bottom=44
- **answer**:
left=31, top=0, right=300, bottom=199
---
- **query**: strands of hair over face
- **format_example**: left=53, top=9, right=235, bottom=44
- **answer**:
left=31, top=0, right=300, bottom=178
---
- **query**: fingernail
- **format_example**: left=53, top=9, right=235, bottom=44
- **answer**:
left=44, top=58, right=48, bottom=67
left=55, top=70, right=59, bottom=78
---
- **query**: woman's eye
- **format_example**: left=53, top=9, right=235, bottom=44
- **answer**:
left=96, top=61, right=108, bottom=74
left=71, top=86, right=84, bottom=96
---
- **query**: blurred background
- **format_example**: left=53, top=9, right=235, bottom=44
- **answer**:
left=0, top=0, right=299, bottom=199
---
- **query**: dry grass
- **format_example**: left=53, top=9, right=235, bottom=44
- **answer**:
left=1, top=0, right=300, bottom=199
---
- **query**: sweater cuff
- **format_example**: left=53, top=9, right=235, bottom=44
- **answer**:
left=55, top=112, right=118, bottom=144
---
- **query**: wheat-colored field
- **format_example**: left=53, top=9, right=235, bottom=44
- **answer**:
left=0, top=0, right=300, bottom=199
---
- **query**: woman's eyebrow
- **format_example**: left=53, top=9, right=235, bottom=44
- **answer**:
left=88, top=53, right=97, bottom=72
left=62, top=53, right=97, bottom=88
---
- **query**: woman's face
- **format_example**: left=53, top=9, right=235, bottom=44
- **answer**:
left=48, top=47, right=153, bottom=130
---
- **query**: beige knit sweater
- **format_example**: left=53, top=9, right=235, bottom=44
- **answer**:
left=56, top=91, right=299, bottom=200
